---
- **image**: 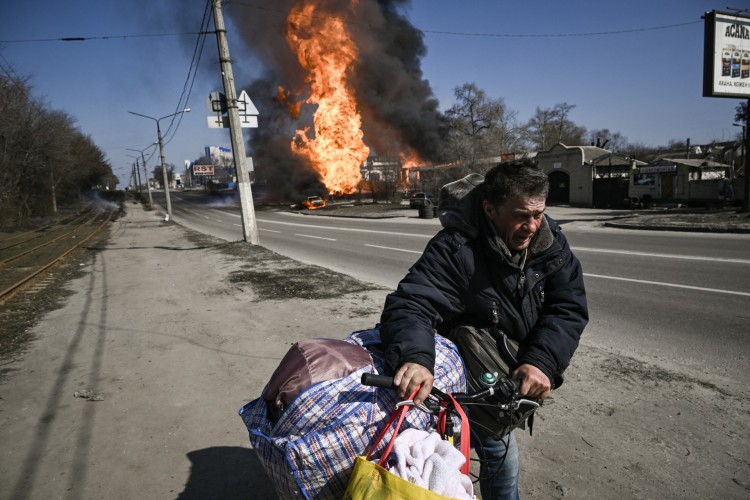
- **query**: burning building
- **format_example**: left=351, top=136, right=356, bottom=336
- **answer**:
left=225, top=0, right=446, bottom=201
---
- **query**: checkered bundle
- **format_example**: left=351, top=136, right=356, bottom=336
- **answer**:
left=239, top=327, right=466, bottom=499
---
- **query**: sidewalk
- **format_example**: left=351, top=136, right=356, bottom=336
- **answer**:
left=0, top=199, right=386, bottom=499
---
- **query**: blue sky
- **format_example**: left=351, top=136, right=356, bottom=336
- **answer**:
left=0, top=0, right=744, bottom=186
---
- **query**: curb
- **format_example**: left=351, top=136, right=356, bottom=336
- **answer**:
left=603, top=222, right=750, bottom=234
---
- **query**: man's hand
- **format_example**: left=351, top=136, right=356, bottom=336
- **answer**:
left=393, top=362, right=434, bottom=406
left=512, top=364, right=552, bottom=400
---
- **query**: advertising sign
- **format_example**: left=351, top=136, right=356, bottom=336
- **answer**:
left=703, top=10, right=750, bottom=98
left=193, top=164, right=215, bottom=176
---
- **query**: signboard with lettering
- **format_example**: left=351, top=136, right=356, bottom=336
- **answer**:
left=703, top=10, right=750, bottom=98
left=193, top=164, right=215, bottom=176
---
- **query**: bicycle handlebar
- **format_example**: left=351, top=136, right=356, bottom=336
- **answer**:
left=360, top=373, right=523, bottom=406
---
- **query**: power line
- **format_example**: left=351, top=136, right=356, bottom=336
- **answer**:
left=227, top=1, right=702, bottom=38
left=420, top=20, right=701, bottom=38
left=0, top=5, right=703, bottom=45
left=0, top=32, right=213, bottom=44
left=163, top=0, right=213, bottom=147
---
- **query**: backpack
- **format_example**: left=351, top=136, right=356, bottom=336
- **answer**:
left=445, top=325, right=540, bottom=441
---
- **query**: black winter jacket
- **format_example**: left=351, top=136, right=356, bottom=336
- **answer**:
left=380, top=174, right=588, bottom=387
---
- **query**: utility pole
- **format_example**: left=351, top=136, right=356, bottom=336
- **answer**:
left=128, top=147, right=155, bottom=207
left=128, top=109, right=190, bottom=220
left=211, top=0, right=259, bottom=244
left=744, top=97, right=750, bottom=212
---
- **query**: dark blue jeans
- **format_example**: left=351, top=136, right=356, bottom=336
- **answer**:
left=471, top=430, right=520, bottom=500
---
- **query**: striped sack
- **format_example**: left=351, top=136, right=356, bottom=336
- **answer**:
left=238, top=326, right=466, bottom=500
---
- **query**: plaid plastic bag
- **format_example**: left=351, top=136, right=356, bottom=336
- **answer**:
left=239, top=326, right=466, bottom=499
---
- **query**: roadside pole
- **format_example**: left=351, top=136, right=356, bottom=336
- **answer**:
left=211, top=0, right=259, bottom=244
left=744, top=97, right=749, bottom=213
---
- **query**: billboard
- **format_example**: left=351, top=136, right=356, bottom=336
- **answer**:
left=193, top=164, right=215, bottom=176
left=703, top=10, right=750, bottom=98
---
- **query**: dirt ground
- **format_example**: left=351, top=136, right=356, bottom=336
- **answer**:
left=0, top=200, right=748, bottom=499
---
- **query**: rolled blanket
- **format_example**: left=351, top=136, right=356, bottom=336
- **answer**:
left=388, top=428, right=473, bottom=499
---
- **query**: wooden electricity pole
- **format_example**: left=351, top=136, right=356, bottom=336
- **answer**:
left=211, top=0, right=259, bottom=244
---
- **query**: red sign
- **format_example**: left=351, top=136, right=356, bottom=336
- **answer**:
left=193, top=164, right=215, bottom=176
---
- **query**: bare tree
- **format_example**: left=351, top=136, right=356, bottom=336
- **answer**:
left=587, top=129, right=628, bottom=152
left=443, top=83, right=524, bottom=167
left=527, top=103, right=586, bottom=151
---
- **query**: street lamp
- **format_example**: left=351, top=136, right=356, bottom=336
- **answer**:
left=127, top=108, right=191, bottom=218
left=126, top=144, right=158, bottom=207
left=125, top=154, right=143, bottom=197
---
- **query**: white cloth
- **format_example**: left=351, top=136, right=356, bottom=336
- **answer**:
left=388, top=428, right=473, bottom=499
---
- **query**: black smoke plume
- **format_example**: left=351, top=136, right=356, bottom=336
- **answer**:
left=225, top=0, right=446, bottom=200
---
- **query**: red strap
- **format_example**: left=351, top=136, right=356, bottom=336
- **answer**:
left=441, top=393, right=471, bottom=475
left=366, top=387, right=420, bottom=466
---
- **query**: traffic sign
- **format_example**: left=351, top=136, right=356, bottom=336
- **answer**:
left=207, top=92, right=227, bottom=113
left=237, top=90, right=259, bottom=116
left=207, top=116, right=230, bottom=129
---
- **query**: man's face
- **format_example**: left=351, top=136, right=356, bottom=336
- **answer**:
left=483, top=195, right=546, bottom=251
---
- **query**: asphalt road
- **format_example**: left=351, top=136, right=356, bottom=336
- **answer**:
left=161, top=190, right=750, bottom=393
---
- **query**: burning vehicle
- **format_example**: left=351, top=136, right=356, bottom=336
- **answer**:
left=302, top=195, right=326, bottom=209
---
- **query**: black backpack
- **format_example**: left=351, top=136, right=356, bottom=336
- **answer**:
left=446, top=325, right=540, bottom=441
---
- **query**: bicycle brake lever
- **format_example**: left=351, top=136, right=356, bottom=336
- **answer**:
left=395, top=400, right=432, bottom=413
left=512, top=398, right=541, bottom=410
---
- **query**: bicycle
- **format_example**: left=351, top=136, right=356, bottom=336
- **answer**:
left=359, top=372, right=541, bottom=487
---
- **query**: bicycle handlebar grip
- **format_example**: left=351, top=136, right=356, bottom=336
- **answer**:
left=361, top=373, right=395, bottom=388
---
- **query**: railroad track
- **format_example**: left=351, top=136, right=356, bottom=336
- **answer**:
left=0, top=208, right=115, bottom=304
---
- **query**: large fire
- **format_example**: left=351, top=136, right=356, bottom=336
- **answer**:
left=284, top=1, right=370, bottom=195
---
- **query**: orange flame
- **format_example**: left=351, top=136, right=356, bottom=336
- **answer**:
left=277, top=86, right=302, bottom=119
left=285, top=1, right=370, bottom=194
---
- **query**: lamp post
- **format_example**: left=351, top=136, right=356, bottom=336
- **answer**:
left=125, top=154, right=143, bottom=197
left=127, top=108, right=191, bottom=218
left=127, top=145, right=157, bottom=207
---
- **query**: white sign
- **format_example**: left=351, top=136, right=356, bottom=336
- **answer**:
left=207, top=116, right=230, bottom=129
left=237, top=90, right=259, bottom=116
left=206, top=90, right=259, bottom=128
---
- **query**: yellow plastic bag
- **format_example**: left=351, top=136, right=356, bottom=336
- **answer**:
left=343, top=388, right=471, bottom=499
left=343, top=455, right=454, bottom=500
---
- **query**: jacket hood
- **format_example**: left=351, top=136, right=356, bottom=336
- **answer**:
left=437, top=173, right=556, bottom=258
left=437, top=173, right=485, bottom=238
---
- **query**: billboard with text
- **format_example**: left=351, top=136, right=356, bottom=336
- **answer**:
left=703, top=10, right=750, bottom=98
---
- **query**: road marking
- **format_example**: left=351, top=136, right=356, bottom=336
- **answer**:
left=259, top=228, right=281, bottom=233
left=574, top=247, right=750, bottom=264
left=584, top=273, right=750, bottom=297
left=258, top=218, right=430, bottom=238
left=216, top=219, right=223, bottom=223
left=295, top=233, right=336, bottom=241
left=365, top=244, right=423, bottom=254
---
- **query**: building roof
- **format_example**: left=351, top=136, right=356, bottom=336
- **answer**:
left=591, top=152, right=647, bottom=167
left=656, top=158, right=731, bottom=169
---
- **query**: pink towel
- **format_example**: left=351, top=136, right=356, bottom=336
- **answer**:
left=389, top=428, right=473, bottom=499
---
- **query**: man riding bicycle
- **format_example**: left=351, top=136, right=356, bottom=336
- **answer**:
left=380, top=161, right=588, bottom=499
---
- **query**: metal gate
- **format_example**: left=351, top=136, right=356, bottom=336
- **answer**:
left=593, top=177, right=629, bottom=208
left=547, top=171, right=570, bottom=204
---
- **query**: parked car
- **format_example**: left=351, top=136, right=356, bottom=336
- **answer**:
left=302, top=195, right=326, bottom=210
left=409, top=192, right=433, bottom=208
